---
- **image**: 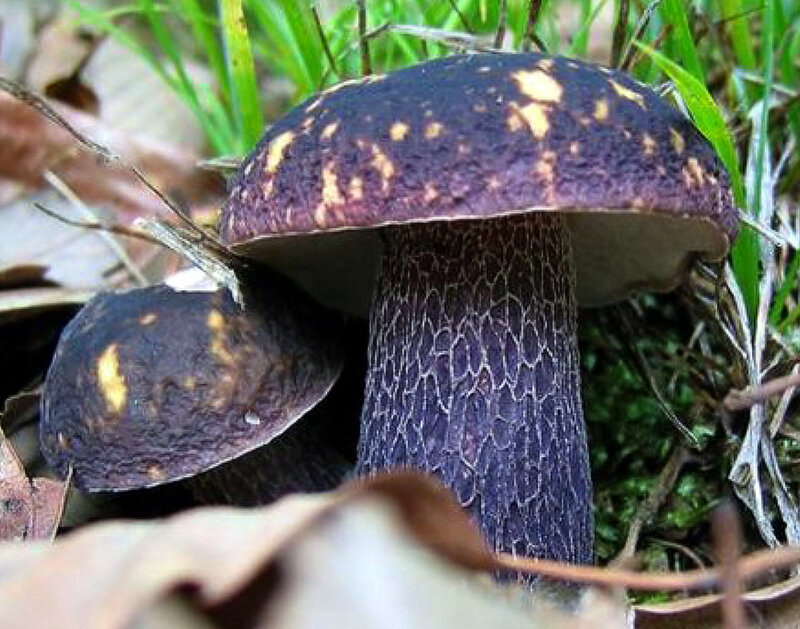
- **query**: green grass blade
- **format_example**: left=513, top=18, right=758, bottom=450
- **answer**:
left=139, top=0, right=228, bottom=152
left=769, top=251, right=800, bottom=326
left=719, top=0, right=758, bottom=72
left=658, top=0, right=703, bottom=82
left=634, top=42, right=757, bottom=318
left=219, top=0, right=263, bottom=151
left=178, top=0, right=229, bottom=101
left=751, top=0, right=775, bottom=224
left=774, top=2, right=800, bottom=154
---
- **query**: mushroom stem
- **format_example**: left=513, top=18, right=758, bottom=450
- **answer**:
left=357, top=213, right=593, bottom=564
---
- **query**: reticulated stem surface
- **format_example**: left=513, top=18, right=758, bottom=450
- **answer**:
left=357, top=213, right=592, bottom=564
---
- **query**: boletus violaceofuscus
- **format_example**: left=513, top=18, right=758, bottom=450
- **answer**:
left=220, top=53, right=738, bottom=564
left=40, top=271, right=348, bottom=504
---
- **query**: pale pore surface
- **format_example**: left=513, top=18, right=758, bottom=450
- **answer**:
left=232, top=211, right=727, bottom=316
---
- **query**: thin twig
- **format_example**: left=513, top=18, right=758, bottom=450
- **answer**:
left=521, top=0, right=543, bottom=52
left=386, top=26, right=498, bottom=53
left=617, top=305, right=699, bottom=447
left=620, top=0, right=661, bottom=71
left=770, top=362, right=800, bottom=437
left=712, top=502, right=746, bottom=629
left=610, top=0, right=630, bottom=68
left=494, top=545, right=800, bottom=591
left=356, top=0, right=371, bottom=75
left=43, top=171, right=148, bottom=287
left=446, top=0, right=473, bottom=33
left=32, top=202, right=160, bottom=245
left=724, top=370, right=800, bottom=412
left=493, top=0, right=508, bottom=49
left=614, top=446, right=689, bottom=562
left=312, top=6, right=342, bottom=83
left=0, top=76, right=230, bottom=256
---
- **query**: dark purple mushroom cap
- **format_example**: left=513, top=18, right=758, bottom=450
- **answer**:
left=40, top=280, right=343, bottom=491
left=221, top=52, right=737, bottom=314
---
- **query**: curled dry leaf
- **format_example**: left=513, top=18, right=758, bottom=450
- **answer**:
left=634, top=574, right=800, bottom=629
left=0, top=91, right=221, bottom=217
left=0, top=426, right=65, bottom=542
left=0, top=471, right=628, bottom=629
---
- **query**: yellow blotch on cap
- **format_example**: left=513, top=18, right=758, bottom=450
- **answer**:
left=97, top=344, right=126, bottom=414
left=139, top=313, right=158, bottom=326
left=511, top=69, right=563, bottom=103
left=425, top=122, right=444, bottom=139
left=508, top=102, right=550, bottom=139
left=594, top=98, right=609, bottom=121
left=423, top=182, right=439, bottom=202
left=370, top=144, right=395, bottom=190
left=684, top=157, right=706, bottom=186
left=610, top=80, right=646, bottom=109
left=390, top=122, right=410, bottom=141
left=642, top=133, right=656, bottom=156
left=320, top=121, right=339, bottom=140
left=207, top=310, right=234, bottom=364
left=670, top=128, right=685, bottom=155
left=264, top=131, right=295, bottom=174
left=348, top=176, right=364, bottom=201
left=321, top=162, right=344, bottom=206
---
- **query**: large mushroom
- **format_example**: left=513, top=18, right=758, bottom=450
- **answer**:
left=40, top=270, right=348, bottom=504
left=221, top=53, right=737, bottom=564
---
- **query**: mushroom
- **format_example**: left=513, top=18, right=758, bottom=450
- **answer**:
left=40, top=270, right=348, bottom=504
left=220, top=53, right=737, bottom=563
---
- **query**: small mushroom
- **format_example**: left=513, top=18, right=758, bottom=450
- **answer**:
left=220, top=54, right=738, bottom=563
left=40, top=271, right=348, bottom=503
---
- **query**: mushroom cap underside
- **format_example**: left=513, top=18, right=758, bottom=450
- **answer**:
left=228, top=211, right=727, bottom=316
left=222, top=52, right=737, bottom=315
left=40, top=282, right=344, bottom=491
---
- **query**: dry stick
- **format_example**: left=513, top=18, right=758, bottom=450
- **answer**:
left=32, top=202, right=160, bottom=245
left=620, top=0, right=661, bottom=72
left=386, top=26, right=498, bottom=54
left=43, top=170, right=149, bottom=287
left=724, top=370, right=800, bottom=412
left=522, top=0, right=547, bottom=52
left=712, top=502, right=747, bottom=629
left=614, top=446, right=690, bottom=563
left=626, top=24, right=672, bottom=70
left=494, top=546, right=800, bottom=591
left=770, top=362, right=800, bottom=437
left=493, top=0, right=508, bottom=49
left=610, top=0, right=630, bottom=68
left=0, top=76, right=232, bottom=260
left=446, top=0, right=473, bottom=33
left=312, top=7, right=342, bottom=83
left=617, top=305, right=699, bottom=447
left=356, top=0, right=371, bottom=76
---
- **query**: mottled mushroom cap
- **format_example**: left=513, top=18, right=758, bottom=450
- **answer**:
left=40, top=279, right=343, bottom=491
left=222, top=52, right=737, bottom=314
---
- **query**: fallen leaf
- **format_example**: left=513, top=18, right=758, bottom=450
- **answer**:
left=0, top=425, right=65, bottom=542
left=0, top=91, right=222, bottom=218
left=635, top=574, right=800, bottom=628
left=0, top=472, right=630, bottom=629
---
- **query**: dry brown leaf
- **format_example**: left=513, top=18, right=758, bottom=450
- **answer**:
left=0, top=472, right=485, bottom=628
left=0, top=426, right=65, bottom=542
left=0, top=91, right=222, bottom=217
left=0, top=471, right=629, bottom=629
left=635, top=575, right=800, bottom=628
left=25, top=16, right=94, bottom=103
